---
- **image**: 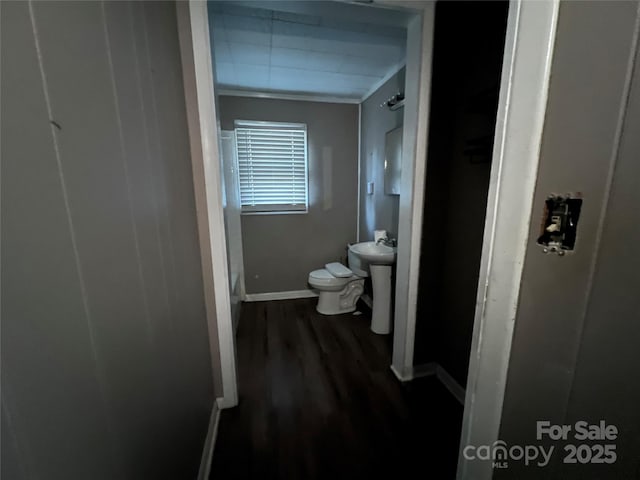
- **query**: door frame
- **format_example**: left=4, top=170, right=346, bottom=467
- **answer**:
left=383, top=1, right=436, bottom=382
left=176, top=1, right=238, bottom=408
left=176, top=0, right=437, bottom=409
left=456, top=1, right=560, bottom=478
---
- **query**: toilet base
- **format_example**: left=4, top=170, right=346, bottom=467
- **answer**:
left=315, top=279, right=364, bottom=315
left=316, top=301, right=356, bottom=316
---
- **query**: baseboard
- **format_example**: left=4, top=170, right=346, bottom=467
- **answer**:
left=390, top=362, right=465, bottom=405
left=390, top=364, right=410, bottom=382
left=390, top=362, right=436, bottom=382
left=244, top=289, right=319, bottom=302
left=216, top=395, right=236, bottom=410
left=412, top=362, right=437, bottom=379
left=435, top=365, right=466, bottom=405
left=197, top=398, right=223, bottom=480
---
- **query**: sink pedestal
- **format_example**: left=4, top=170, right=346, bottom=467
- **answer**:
left=348, top=241, right=396, bottom=335
left=370, top=264, right=392, bottom=334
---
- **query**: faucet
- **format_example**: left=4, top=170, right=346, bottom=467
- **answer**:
left=376, top=237, right=397, bottom=247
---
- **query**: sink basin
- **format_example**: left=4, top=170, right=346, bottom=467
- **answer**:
left=348, top=241, right=396, bottom=265
left=348, top=241, right=396, bottom=335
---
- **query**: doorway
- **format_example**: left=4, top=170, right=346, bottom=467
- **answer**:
left=183, top=0, right=435, bottom=410
left=414, top=0, right=510, bottom=401
left=177, top=1, right=561, bottom=479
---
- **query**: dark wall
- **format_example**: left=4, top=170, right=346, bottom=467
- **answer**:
left=218, top=96, right=359, bottom=294
left=413, top=1, right=508, bottom=384
left=497, top=2, right=640, bottom=478
left=1, top=2, right=215, bottom=478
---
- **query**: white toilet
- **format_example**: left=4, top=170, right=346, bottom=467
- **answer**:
left=308, top=260, right=365, bottom=315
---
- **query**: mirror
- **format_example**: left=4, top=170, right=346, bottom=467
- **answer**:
left=384, top=126, right=403, bottom=195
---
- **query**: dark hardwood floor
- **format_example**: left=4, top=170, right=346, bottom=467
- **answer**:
left=210, top=298, right=463, bottom=480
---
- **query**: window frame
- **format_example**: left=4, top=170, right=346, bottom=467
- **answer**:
left=234, top=120, right=309, bottom=215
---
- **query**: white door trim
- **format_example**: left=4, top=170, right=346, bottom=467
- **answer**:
left=456, top=1, right=560, bottom=479
left=390, top=3, right=436, bottom=381
left=176, top=0, right=238, bottom=409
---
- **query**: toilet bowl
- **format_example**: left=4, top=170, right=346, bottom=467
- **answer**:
left=308, top=262, right=364, bottom=315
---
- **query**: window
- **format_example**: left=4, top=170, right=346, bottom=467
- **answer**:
left=234, top=120, right=308, bottom=214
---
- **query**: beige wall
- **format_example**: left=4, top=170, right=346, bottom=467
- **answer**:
left=498, top=2, right=640, bottom=478
left=359, top=68, right=405, bottom=241
left=218, top=96, right=359, bottom=295
left=1, top=2, right=216, bottom=478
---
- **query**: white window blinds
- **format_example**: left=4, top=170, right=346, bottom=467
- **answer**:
left=235, top=121, right=308, bottom=213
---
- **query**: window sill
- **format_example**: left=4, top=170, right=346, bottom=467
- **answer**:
left=241, top=209, right=308, bottom=216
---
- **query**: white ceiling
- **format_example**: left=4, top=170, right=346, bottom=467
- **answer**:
left=208, top=1, right=408, bottom=101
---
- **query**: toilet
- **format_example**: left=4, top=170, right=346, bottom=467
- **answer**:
left=308, top=260, right=365, bottom=315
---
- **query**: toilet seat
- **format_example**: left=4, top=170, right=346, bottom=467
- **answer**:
left=308, top=268, right=352, bottom=288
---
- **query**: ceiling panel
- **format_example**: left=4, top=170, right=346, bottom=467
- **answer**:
left=208, top=1, right=407, bottom=101
left=212, top=39, right=232, bottom=64
left=214, top=61, right=236, bottom=85
left=228, top=42, right=271, bottom=66
left=338, top=55, right=396, bottom=77
left=221, top=14, right=271, bottom=46
left=233, top=64, right=271, bottom=89
left=270, top=47, right=344, bottom=72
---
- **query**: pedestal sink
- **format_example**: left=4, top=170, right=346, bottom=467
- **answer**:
left=348, top=242, right=396, bottom=334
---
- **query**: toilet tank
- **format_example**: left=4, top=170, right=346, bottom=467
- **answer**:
left=348, top=247, right=369, bottom=277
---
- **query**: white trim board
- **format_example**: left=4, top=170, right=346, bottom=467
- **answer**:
left=356, top=103, right=362, bottom=242
left=177, top=1, right=238, bottom=408
left=217, top=88, right=361, bottom=105
left=390, top=364, right=410, bottom=382
left=436, top=365, right=466, bottom=405
left=244, top=289, right=319, bottom=302
left=197, top=399, right=222, bottom=480
left=390, top=362, right=465, bottom=405
left=414, top=362, right=437, bottom=380
left=457, top=2, right=560, bottom=479
left=390, top=361, right=436, bottom=382
left=391, top=4, right=435, bottom=389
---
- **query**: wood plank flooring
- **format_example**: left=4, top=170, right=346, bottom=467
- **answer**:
left=210, top=298, right=463, bottom=479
